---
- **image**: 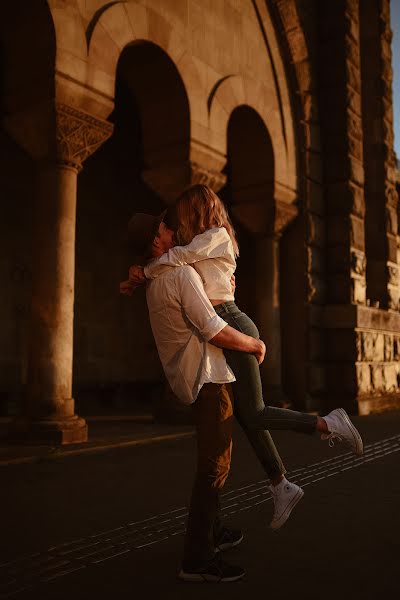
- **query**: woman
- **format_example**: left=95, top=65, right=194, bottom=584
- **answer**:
left=124, top=184, right=363, bottom=530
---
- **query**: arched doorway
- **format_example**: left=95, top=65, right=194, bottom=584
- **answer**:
left=220, top=105, right=286, bottom=404
left=74, top=42, right=190, bottom=413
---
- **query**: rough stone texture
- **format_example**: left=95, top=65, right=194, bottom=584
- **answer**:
left=0, top=0, right=400, bottom=429
left=361, top=0, right=399, bottom=311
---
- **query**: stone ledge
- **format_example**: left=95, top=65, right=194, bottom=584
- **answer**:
left=358, top=393, right=400, bottom=416
left=323, top=304, right=400, bottom=332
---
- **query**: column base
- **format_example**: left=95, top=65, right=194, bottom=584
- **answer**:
left=265, top=385, right=292, bottom=408
left=8, top=415, right=88, bottom=445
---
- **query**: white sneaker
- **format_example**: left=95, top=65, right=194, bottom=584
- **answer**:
left=321, top=408, right=363, bottom=456
left=269, top=478, right=304, bottom=531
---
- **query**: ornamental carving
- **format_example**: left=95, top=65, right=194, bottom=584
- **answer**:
left=350, top=250, right=366, bottom=276
left=56, top=103, right=114, bottom=170
left=385, top=206, right=397, bottom=235
left=190, top=162, right=227, bottom=193
left=387, top=264, right=399, bottom=285
left=274, top=200, right=298, bottom=235
left=385, top=183, right=399, bottom=208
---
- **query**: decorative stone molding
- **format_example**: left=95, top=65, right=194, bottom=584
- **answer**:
left=143, top=160, right=227, bottom=204
left=387, top=263, right=398, bottom=285
left=56, top=103, right=113, bottom=170
left=189, top=162, right=227, bottom=192
left=385, top=205, right=397, bottom=235
left=351, top=250, right=366, bottom=277
left=274, top=200, right=298, bottom=236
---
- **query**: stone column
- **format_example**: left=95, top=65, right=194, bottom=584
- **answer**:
left=320, top=0, right=366, bottom=308
left=318, top=0, right=367, bottom=413
left=254, top=234, right=283, bottom=402
left=8, top=103, right=113, bottom=443
left=258, top=201, right=298, bottom=405
left=361, top=0, right=399, bottom=310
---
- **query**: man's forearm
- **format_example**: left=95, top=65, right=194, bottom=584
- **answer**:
left=209, top=325, right=262, bottom=355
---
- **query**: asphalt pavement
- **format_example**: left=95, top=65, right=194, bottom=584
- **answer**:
left=1, top=410, right=399, bottom=600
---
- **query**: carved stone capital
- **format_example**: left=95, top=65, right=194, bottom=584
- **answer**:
left=274, top=200, right=298, bottom=236
left=4, top=100, right=113, bottom=168
left=189, top=162, right=227, bottom=192
left=56, top=103, right=113, bottom=170
left=350, top=249, right=367, bottom=277
left=387, top=262, right=399, bottom=285
left=143, top=160, right=226, bottom=204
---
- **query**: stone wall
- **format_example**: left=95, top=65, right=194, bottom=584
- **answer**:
left=0, top=0, right=399, bottom=421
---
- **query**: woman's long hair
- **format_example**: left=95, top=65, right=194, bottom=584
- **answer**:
left=175, top=184, right=239, bottom=256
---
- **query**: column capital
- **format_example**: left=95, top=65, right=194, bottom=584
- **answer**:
left=55, top=103, right=113, bottom=170
left=143, top=160, right=226, bottom=204
left=274, top=199, right=298, bottom=236
left=189, top=161, right=226, bottom=192
left=4, top=101, right=113, bottom=169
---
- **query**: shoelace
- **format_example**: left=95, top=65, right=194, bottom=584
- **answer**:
left=323, top=432, right=343, bottom=447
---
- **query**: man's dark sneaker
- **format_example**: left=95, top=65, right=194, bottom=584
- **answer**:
left=178, top=555, right=245, bottom=583
left=215, top=527, right=244, bottom=552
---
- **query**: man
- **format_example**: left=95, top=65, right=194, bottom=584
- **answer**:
left=121, top=210, right=266, bottom=583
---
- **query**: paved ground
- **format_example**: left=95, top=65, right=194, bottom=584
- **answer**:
left=0, top=410, right=399, bottom=600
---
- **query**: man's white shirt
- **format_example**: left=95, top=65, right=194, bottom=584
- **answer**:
left=145, top=264, right=235, bottom=404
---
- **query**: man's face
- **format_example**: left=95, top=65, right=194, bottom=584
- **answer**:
left=151, top=222, right=175, bottom=257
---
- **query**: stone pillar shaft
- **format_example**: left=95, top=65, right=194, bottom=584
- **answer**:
left=361, top=0, right=399, bottom=310
left=255, top=235, right=282, bottom=397
left=6, top=102, right=113, bottom=443
left=320, top=0, right=366, bottom=307
left=27, top=163, right=78, bottom=418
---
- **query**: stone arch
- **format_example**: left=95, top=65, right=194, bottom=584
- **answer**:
left=116, top=41, right=191, bottom=191
left=222, top=104, right=275, bottom=233
left=72, top=38, right=192, bottom=402
left=220, top=104, right=283, bottom=400
left=208, top=74, right=293, bottom=198
left=86, top=2, right=206, bottom=127
left=47, top=0, right=88, bottom=64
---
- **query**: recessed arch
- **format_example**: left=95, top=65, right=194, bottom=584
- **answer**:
left=117, top=41, right=190, bottom=168
left=208, top=74, right=296, bottom=199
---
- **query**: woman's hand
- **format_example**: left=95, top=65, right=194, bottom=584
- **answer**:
left=128, top=265, right=146, bottom=285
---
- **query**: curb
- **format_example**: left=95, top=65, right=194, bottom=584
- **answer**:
left=0, top=430, right=195, bottom=467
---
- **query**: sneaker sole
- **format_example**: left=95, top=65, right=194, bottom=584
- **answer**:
left=336, top=408, right=364, bottom=456
left=178, top=569, right=245, bottom=583
left=215, top=533, right=244, bottom=553
left=270, top=488, right=304, bottom=531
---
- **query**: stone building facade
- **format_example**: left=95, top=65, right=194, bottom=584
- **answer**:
left=0, top=0, right=399, bottom=444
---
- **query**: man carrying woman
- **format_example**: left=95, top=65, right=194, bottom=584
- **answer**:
left=121, top=185, right=363, bottom=582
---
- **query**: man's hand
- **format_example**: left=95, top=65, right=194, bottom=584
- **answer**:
left=120, top=280, right=135, bottom=296
left=254, top=339, right=266, bottom=365
left=128, top=265, right=146, bottom=286
left=230, top=274, right=236, bottom=295
left=209, top=325, right=267, bottom=364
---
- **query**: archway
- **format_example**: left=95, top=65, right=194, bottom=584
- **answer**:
left=220, top=105, right=284, bottom=402
left=73, top=42, right=190, bottom=412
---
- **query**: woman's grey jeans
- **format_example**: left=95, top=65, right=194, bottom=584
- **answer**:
left=214, top=301, right=318, bottom=480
